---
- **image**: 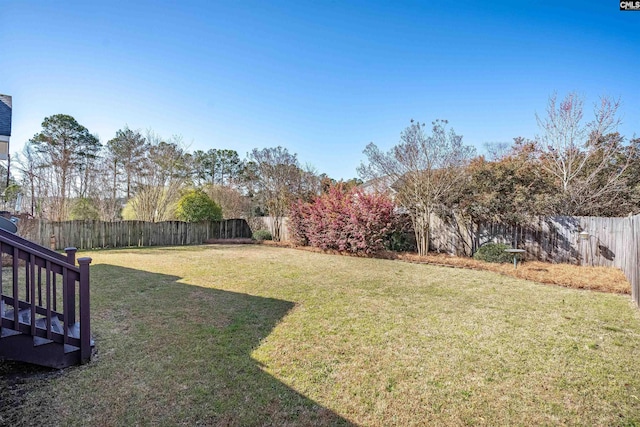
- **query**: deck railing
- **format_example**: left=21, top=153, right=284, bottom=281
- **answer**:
left=0, top=227, right=92, bottom=363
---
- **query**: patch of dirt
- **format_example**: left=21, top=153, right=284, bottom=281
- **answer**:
left=0, top=361, right=63, bottom=424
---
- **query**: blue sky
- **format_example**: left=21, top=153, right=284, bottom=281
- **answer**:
left=2, top=0, right=639, bottom=180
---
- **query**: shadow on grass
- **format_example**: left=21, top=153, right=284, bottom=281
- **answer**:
left=0, top=264, right=355, bottom=426
left=0, top=361, right=64, bottom=425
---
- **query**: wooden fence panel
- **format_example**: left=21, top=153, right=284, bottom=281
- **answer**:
left=431, top=213, right=640, bottom=307
left=16, top=219, right=252, bottom=251
left=254, top=217, right=290, bottom=241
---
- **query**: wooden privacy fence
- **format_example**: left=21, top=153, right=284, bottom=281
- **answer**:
left=429, top=213, right=640, bottom=307
left=254, top=217, right=291, bottom=242
left=16, top=219, right=253, bottom=251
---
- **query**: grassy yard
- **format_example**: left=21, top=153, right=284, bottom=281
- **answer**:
left=2, top=244, right=640, bottom=426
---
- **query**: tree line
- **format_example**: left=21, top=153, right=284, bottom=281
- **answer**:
left=12, top=116, right=349, bottom=232
left=358, top=93, right=639, bottom=255
left=8, top=92, right=639, bottom=253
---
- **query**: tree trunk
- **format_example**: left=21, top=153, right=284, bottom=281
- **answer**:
left=112, top=160, right=118, bottom=220
left=272, top=216, right=281, bottom=242
left=30, top=178, right=35, bottom=216
left=413, top=210, right=430, bottom=256
left=59, top=168, right=67, bottom=222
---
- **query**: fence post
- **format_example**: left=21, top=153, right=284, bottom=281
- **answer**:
left=78, top=257, right=92, bottom=364
left=631, top=216, right=639, bottom=307
left=65, top=247, right=77, bottom=323
left=65, top=247, right=77, bottom=266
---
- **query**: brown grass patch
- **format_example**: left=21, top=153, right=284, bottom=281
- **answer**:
left=262, top=241, right=630, bottom=294
left=399, top=253, right=630, bottom=294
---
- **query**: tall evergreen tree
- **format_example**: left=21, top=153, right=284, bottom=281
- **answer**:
left=29, top=114, right=101, bottom=220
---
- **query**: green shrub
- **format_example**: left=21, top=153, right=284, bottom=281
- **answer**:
left=121, top=200, right=136, bottom=220
left=386, top=231, right=416, bottom=252
left=253, top=229, right=273, bottom=241
left=69, top=197, right=100, bottom=220
left=473, top=243, right=521, bottom=263
left=176, top=189, right=222, bottom=222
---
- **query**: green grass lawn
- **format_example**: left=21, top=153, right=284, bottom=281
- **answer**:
left=2, top=244, right=640, bottom=426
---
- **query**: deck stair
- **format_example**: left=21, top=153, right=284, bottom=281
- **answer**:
left=0, top=227, right=92, bottom=368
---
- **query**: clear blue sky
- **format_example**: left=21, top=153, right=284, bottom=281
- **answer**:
left=2, top=0, right=639, bottom=180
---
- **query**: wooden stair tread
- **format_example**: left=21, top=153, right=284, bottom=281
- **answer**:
left=1, top=327, right=21, bottom=338
left=33, top=336, right=54, bottom=346
left=1, top=307, right=31, bottom=323
left=64, top=344, right=80, bottom=354
left=2, top=307, right=66, bottom=334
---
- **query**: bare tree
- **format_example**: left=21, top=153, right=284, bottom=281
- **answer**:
left=89, top=156, right=122, bottom=220
left=125, top=132, right=188, bottom=222
left=483, top=141, right=511, bottom=161
left=204, top=184, right=252, bottom=219
left=15, top=143, right=44, bottom=216
left=298, top=164, right=322, bottom=201
left=248, top=147, right=310, bottom=241
left=536, top=93, right=632, bottom=215
left=359, top=119, right=475, bottom=255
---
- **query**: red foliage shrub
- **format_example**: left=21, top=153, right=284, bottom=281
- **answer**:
left=289, top=198, right=312, bottom=246
left=289, top=186, right=400, bottom=254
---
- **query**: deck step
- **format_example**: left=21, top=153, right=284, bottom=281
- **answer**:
left=0, top=303, right=92, bottom=345
left=65, top=323, right=94, bottom=346
left=67, top=322, right=80, bottom=339
left=64, top=344, right=80, bottom=354
left=35, top=316, right=64, bottom=335
left=2, top=307, right=67, bottom=334
left=33, top=336, right=54, bottom=346
left=2, top=308, right=31, bottom=324
left=1, top=327, right=21, bottom=338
